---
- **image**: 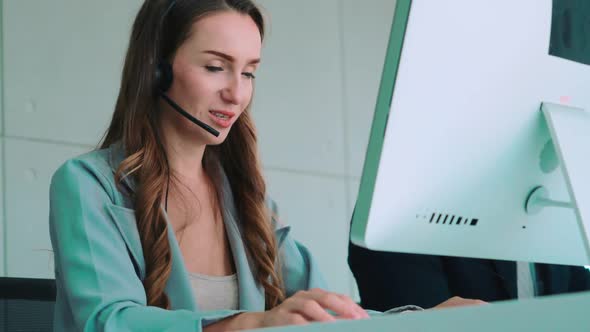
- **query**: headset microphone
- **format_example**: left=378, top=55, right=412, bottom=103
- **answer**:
left=156, top=60, right=220, bottom=137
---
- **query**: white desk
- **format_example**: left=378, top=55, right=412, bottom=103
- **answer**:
left=251, top=291, right=590, bottom=332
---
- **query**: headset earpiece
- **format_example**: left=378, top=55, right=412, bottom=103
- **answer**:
left=156, top=60, right=173, bottom=93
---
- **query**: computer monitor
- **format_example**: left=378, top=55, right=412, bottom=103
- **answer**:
left=350, top=0, right=590, bottom=266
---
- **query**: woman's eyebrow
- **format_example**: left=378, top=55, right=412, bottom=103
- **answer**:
left=202, top=50, right=260, bottom=65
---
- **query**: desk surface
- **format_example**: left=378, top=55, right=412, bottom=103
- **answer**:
left=250, top=291, right=590, bottom=332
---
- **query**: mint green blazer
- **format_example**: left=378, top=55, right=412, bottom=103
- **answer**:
left=48, top=143, right=329, bottom=331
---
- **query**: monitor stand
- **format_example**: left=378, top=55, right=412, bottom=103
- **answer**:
left=525, top=102, right=590, bottom=264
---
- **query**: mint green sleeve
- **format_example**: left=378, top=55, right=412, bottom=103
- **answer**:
left=279, top=236, right=330, bottom=296
left=49, top=159, right=243, bottom=332
left=265, top=199, right=329, bottom=296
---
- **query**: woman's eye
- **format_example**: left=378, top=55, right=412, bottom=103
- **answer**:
left=205, top=65, right=223, bottom=72
left=242, top=72, right=256, bottom=79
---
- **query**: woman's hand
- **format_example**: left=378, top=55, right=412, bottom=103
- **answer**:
left=432, top=296, right=488, bottom=309
left=258, top=288, right=369, bottom=327
left=204, top=288, right=368, bottom=331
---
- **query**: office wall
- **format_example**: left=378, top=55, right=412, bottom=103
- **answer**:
left=0, top=0, right=395, bottom=298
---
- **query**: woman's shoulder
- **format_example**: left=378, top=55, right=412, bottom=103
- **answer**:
left=54, top=147, right=112, bottom=178
left=51, top=145, right=120, bottom=200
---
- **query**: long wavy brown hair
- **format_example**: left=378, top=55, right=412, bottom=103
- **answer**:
left=100, top=0, right=284, bottom=310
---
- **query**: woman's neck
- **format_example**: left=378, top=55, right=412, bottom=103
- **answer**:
left=165, top=139, right=207, bottom=182
left=159, top=109, right=209, bottom=181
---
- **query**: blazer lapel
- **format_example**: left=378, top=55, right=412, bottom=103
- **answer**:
left=491, top=260, right=517, bottom=298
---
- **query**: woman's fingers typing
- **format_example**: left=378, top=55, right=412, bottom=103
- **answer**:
left=304, top=288, right=369, bottom=319
left=334, top=292, right=370, bottom=319
left=283, top=296, right=336, bottom=322
left=260, top=288, right=368, bottom=328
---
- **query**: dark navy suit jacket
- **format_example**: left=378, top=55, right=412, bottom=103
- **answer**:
left=348, top=242, right=590, bottom=310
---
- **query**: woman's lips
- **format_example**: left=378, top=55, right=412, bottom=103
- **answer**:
left=208, top=110, right=235, bottom=128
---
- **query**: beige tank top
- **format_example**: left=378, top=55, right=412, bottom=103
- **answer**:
left=189, top=272, right=239, bottom=310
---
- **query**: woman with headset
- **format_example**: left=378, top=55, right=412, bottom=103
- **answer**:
left=49, top=1, right=482, bottom=331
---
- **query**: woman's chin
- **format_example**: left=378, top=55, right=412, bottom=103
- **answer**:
left=203, top=131, right=229, bottom=146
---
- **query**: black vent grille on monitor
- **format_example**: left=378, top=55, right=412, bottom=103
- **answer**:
left=425, top=212, right=479, bottom=226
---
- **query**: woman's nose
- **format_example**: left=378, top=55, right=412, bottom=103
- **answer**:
left=220, top=75, right=245, bottom=105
